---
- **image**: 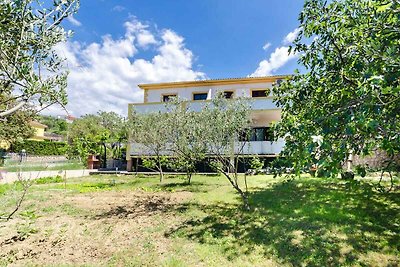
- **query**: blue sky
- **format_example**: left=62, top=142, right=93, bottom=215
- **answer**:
left=52, top=0, right=304, bottom=116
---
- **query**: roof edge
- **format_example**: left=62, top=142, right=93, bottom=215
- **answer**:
left=138, top=75, right=290, bottom=90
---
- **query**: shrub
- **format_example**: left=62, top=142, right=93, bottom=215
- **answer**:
left=11, top=140, right=68, bottom=156
left=249, top=157, right=264, bottom=174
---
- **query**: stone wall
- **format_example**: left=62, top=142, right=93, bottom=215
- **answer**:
left=353, top=150, right=400, bottom=170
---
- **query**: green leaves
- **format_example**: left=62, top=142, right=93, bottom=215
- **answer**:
left=0, top=0, right=79, bottom=117
left=376, top=2, right=392, bottom=12
left=273, top=0, right=400, bottom=177
left=68, top=111, right=127, bottom=160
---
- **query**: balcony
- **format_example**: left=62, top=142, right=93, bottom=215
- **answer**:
left=129, top=140, right=284, bottom=156
left=131, top=97, right=278, bottom=114
left=235, top=140, right=285, bottom=155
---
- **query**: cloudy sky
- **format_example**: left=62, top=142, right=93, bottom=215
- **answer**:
left=48, top=0, right=304, bottom=117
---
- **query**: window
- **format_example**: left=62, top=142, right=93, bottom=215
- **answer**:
left=223, top=91, right=234, bottom=99
left=162, top=94, right=176, bottom=102
left=239, top=127, right=274, bottom=142
left=193, top=93, right=208, bottom=101
left=251, top=89, right=268, bottom=98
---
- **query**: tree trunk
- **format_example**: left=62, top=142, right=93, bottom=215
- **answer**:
left=235, top=183, right=250, bottom=210
left=187, top=172, right=192, bottom=184
left=222, top=171, right=250, bottom=210
left=158, top=161, right=164, bottom=183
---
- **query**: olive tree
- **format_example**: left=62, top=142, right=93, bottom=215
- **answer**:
left=165, top=99, right=208, bottom=184
left=201, top=96, right=252, bottom=209
left=0, top=0, right=79, bottom=117
left=129, top=111, right=171, bottom=182
left=273, top=0, right=400, bottom=183
left=0, top=0, right=79, bottom=221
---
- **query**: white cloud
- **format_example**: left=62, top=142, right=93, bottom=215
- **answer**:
left=67, top=15, right=82, bottom=27
left=124, top=20, right=157, bottom=48
left=283, top=27, right=301, bottom=44
left=48, top=18, right=205, bottom=117
left=112, top=5, right=125, bottom=12
left=262, top=42, right=271, bottom=51
left=250, top=28, right=300, bottom=77
left=250, top=46, right=297, bottom=77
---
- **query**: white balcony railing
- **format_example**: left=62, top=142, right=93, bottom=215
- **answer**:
left=234, top=140, right=285, bottom=155
left=131, top=98, right=278, bottom=114
left=129, top=140, right=284, bottom=156
left=132, top=103, right=169, bottom=114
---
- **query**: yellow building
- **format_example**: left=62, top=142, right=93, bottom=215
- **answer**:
left=28, top=121, right=48, bottom=141
left=0, top=140, right=9, bottom=150
left=0, top=121, right=48, bottom=150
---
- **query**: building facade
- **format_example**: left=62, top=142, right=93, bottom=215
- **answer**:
left=126, top=76, right=286, bottom=171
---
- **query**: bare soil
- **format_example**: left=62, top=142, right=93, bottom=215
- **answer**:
left=0, top=190, right=192, bottom=266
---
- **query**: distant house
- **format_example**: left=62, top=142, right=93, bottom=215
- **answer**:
left=28, top=121, right=48, bottom=141
left=0, top=140, right=9, bottom=150
left=29, top=121, right=65, bottom=142
left=1, top=121, right=48, bottom=150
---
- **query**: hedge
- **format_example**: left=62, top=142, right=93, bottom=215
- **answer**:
left=11, top=140, right=68, bottom=156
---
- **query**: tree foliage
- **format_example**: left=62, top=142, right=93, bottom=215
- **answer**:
left=37, top=115, right=68, bottom=136
left=166, top=99, right=209, bottom=183
left=68, top=111, right=127, bottom=161
left=128, top=95, right=252, bottom=208
left=129, top=111, right=171, bottom=182
left=273, top=0, right=400, bottom=178
left=200, top=96, right=251, bottom=209
left=0, top=0, right=79, bottom=117
left=0, top=103, right=34, bottom=144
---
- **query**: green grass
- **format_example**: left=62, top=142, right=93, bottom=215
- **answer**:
left=0, top=174, right=399, bottom=266
left=34, top=175, right=64, bottom=184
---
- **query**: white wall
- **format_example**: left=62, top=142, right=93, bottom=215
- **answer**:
left=145, top=81, right=274, bottom=103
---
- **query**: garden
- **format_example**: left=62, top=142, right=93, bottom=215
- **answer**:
left=0, top=174, right=398, bottom=266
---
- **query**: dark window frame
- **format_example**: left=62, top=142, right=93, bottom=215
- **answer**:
left=251, top=89, right=269, bottom=98
left=223, top=91, right=234, bottom=99
left=193, top=93, right=208, bottom=101
left=162, top=94, right=177, bottom=102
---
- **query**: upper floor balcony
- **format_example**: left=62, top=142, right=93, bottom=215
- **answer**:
left=128, top=140, right=284, bottom=157
left=130, top=97, right=279, bottom=114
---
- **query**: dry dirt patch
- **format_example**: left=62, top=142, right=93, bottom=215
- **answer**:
left=0, top=190, right=192, bottom=266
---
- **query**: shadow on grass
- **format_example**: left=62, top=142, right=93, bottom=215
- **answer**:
left=157, top=182, right=208, bottom=193
left=93, top=195, right=175, bottom=220
left=166, top=179, right=400, bottom=266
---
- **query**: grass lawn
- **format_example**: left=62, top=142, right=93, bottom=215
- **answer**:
left=0, top=174, right=399, bottom=266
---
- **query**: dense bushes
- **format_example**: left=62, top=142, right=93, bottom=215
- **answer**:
left=11, top=140, right=68, bottom=156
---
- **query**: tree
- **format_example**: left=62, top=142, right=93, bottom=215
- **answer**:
left=166, top=99, right=208, bottom=184
left=128, top=111, right=171, bottom=182
left=68, top=111, right=127, bottom=163
left=201, top=96, right=252, bottom=209
left=0, top=101, right=34, bottom=145
left=0, top=0, right=79, bottom=117
left=128, top=96, right=251, bottom=207
left=273, top=0, right=400, bottom=180
left=37, top=115, right=68, bottom=136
